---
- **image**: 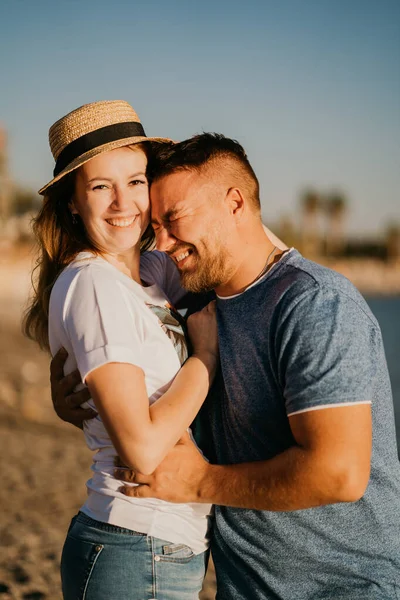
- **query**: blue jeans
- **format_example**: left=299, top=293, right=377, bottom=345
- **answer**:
left=61, top=512, right=209, bottom=600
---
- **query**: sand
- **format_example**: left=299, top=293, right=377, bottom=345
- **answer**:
left=0, top=244, right=216, bottom=599
left=0, top=407, right=216, bottom=599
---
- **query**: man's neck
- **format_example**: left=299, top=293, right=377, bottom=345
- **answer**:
left=215, top=226, right=283, bottom=297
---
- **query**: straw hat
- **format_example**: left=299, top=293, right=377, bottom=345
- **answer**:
left=38, top=100, right=171, bottom=195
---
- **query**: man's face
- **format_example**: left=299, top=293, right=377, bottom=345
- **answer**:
left=150, top=170, right=234, bottom=293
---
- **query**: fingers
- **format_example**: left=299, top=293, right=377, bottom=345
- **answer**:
left=197, top=300, right=216, bottom=316
left=114, top=469, right=152, bottom=485
left=60, top=370, right=82, bottom=397
left=119, top=484, right=152, bottom=498
left=74, top=407, right=97, bottom=421
left=64, top=387, right=91, bottom=409
left=114, top=456, right=128, bottom=468
left=67, top=407, right=97, bottom=424
left=206, top=300, right=216, bottom=313
left=114, top=468, right=136, bottom=483
left=50, top=347, right=68, bottom=381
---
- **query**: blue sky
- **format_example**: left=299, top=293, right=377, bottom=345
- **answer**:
left=1, top=0, right=399, bottom=235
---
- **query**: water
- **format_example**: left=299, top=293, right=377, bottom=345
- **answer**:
left=365, top=296, right=400, bottom=452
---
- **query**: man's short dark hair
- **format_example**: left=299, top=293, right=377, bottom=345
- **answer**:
left=149, top=133, right=261, bottom=212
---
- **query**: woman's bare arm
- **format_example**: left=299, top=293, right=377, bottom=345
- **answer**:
left=85, top=302, right=218, bottom=475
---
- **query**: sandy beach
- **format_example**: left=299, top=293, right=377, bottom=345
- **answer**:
left=0, top=244, right=216, bottom=599
left=0, top=408, right=92, bottom=600
left=0, top=407, right=216, bottom=600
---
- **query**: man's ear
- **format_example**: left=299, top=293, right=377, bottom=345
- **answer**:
left=226, top=187, right=245, bottom=221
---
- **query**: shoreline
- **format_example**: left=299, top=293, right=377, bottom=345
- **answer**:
left=322, top=258, right=400, bottom=297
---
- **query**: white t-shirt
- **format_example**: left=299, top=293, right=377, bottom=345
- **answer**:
left=48, top=251, right=212, bottom=554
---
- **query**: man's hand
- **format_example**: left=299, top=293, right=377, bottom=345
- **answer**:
left=50, top=348, right=96, bottom=429
left=115, top=432, right=212, bottom=503
left=117, top=405, right=371, bottom=511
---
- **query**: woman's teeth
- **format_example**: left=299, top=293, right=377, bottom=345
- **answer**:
left=106, top=216, right=137, bottom=228
left=176, top=251, right=190, bottom=263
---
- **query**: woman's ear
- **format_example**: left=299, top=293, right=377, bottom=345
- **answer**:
left=69, top=197, right=78, bottom=215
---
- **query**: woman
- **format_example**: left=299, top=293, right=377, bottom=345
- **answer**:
left=24, top=100, right=218, bottom=600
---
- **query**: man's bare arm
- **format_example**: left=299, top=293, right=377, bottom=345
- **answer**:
left=117, top=403, right=372, bottom=510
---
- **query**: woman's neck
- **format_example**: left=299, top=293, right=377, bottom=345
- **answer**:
left=101, top=248, right=142, bottom=283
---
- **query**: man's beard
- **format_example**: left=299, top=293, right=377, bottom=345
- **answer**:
left=179, top=244, right=231, bottom=293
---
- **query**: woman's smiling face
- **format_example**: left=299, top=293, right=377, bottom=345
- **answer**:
left=71, top=146, right=150, bottom=258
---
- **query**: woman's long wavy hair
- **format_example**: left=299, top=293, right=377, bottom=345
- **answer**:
left=23, top=143, right=155, bottom=353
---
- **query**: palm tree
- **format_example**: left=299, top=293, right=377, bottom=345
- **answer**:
left=385, top=223, right=400, bottom=262
left=300, top=189, right=322, bottom=258
left=325, top=192, right=347, bottom=257
left=277, top=214, right=298, bottom=248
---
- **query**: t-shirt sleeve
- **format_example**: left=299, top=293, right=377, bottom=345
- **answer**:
left=276, top=285, right=378, bottom=416
left=63, top=266, right=143, bottom=382
left=140, top=251, right=186, bottom=306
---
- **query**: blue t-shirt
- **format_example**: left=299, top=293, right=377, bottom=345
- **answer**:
left=198, top=249, right=400, bottom=600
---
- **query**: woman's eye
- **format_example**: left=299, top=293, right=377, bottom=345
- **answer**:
left=130, top=179, right=146, bottom=186
left=92, top=184, right=108, bottom=191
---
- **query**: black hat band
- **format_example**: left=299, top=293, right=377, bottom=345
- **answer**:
left=54, top=121, right=146, bottom=176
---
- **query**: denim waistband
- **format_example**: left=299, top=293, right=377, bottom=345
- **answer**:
left=75, top=511, right=146, bottom=536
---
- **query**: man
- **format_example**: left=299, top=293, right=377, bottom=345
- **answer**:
left=52, top=134, right=400, bottom=599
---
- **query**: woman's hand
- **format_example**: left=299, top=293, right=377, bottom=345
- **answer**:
left=187, top=301, right=219, bottom=377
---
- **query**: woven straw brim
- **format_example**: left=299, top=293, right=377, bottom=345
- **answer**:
left=38, top=135, right=171, bottom=195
